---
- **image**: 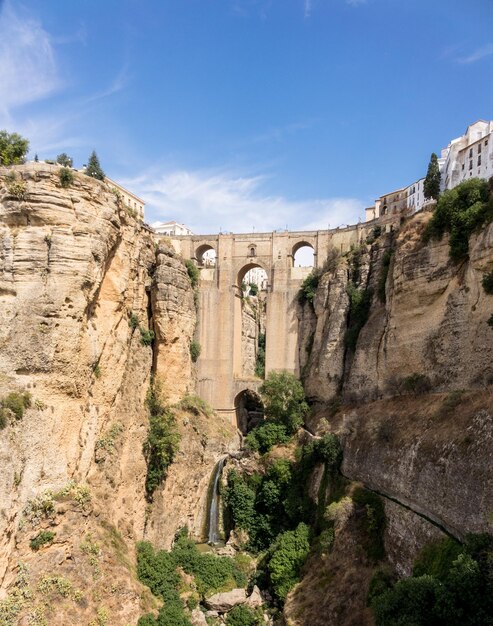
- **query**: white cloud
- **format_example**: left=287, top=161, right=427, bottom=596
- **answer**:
left=124, top=166, right=365, bottom=234
left=457, top=43, right=493, bottom=64
left=0, top=2, right=61, bottom=118
left=346, top=0, right=367, bottom=6
left=304, top=0, right=312, bottom=18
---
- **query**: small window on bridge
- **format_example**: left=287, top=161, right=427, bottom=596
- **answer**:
left=293, top=243, right=315, bottom=267
left=249, top=246, right=256, bottom=257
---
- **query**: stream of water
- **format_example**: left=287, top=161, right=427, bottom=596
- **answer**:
left=207, top=456, right=227, bottom=545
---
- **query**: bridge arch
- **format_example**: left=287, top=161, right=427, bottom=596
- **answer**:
left=237, top=262, right=270, bottom=288
left=292, top=241, right=315, bottom=267
left=234, top=389, right=264, bottom=434
left=196, top=243, right=216, bottom=267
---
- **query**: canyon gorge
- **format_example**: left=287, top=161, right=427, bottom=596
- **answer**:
left=0, top=164, right=492, bottom=625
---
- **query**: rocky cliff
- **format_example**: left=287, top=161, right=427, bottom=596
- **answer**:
left=0, top=164, right=237, bottom=624
left=287, top=209, right=493, bottom=623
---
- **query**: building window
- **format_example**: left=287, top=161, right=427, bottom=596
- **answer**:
left=469, top=160, right=473, bottom=170
left=486, top=139, right=489, bottom=146
left=478, top=143, right=482, bottom=154
left=469, top=148, right=473, bottom=158
left=462, top=164, right=465, bottom=170
left=250, top=246, right=256, bottom=257
left=478, top=156, right=482, bottom=166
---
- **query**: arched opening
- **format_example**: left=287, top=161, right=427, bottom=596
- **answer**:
left=238, top=263, right=268, bottom=292
left=196, top=244, right=216, bottom=267
left=235, top=389, right=264, bottom=435
left=292, top=242, right=315, bottom=267
left=234, top=263, right=268, bottom=379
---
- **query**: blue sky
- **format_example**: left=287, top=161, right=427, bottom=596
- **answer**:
left=1, top=0, right=492, bottom=233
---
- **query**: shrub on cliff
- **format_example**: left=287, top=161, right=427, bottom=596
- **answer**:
left=423, top=178, right=492, bottom=262
left=267, top=522, right=311, bottom=601
left=371, top=533, right=493, bottom=625
left=0, top=130, right=29, bottom=165
left=226, top=605, right=263, bottom=626
left=143, top=383, right=181, bottom=500
left=345, top=283, right=372, bottom=351
left=259, top=371, right=309, bottom=434
left=185, top=259, right=199, bottom=288
left=298, top=271, right=320, bottom=304
left=244, top=421, right=290, bottom=454
left=190, top=340, right=201, bottom=362
left=1, top=391, right=31, bottom=420
left=482, top=270, right=493, bottom=294
left=59, top=167, right=74, bottom=188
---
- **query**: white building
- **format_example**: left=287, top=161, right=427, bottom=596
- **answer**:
left=406, top=177, right=425, bottom=213
left=105, top=177, right=145, bottom=221
left=153, top=221, right=194, bottom=236
left=440, top=120, right=493, bottom=191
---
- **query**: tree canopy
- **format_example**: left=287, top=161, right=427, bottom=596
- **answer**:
left=0, top=130, right=29, bottom=166
left=424, top=152, right=441, bottom=200
left=56, top=153, right=73, bottom=167
left=259, top=370, right=309, bottom=434
left=85, top=150, right=105, bottom=180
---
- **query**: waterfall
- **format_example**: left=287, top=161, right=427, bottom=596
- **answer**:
left=207, top=457, right=226, bottom=545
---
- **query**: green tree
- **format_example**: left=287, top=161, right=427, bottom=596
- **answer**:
left=0, top=130, right=29, bottom=165
left=56, top=153, right=73, bottom=167
left=267, top=522, right=311, bottom=601
left=424, top=152, right=441, bottom=200
left=85, top=150, right=105, bottom=180
left=259, top=371, right=309, bottom=434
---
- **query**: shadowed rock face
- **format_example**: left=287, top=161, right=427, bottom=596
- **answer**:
left=301, top=212, right=493, bottom=404
left=0, top=165, right=238, bottom=623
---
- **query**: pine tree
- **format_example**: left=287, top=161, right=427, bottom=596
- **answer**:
left=85, top=150, right=105, bottom=181
left=424, top=152, right=441, bottom=200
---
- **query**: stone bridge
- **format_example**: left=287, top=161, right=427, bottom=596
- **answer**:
left=170, top=224, right=371, bottom=426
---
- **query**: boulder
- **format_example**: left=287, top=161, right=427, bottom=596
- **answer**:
left=245, top=585, right=263, bottom=608
left=205, top=588, right=247, bottom=612
left=191, top=607, right=208, bottom=626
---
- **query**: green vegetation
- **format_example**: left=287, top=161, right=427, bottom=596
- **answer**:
left=424, top=152, right=441, bottom=200
left=30, top=531, right=55, bottom=551
left=371, top=534, right=493, bottom=625
left=345, top=283, right=372, bottom=351
left=298, top=271, right=320, bottom=304
left=378, top=249, right=393, bottom=303
left=129, top=312, right=139, bottom=329
left=143, top=382, right=181, bottom=500
left=267, top=522, right=311, bottom=601
left=244, top=421, right=290, bottom=454
left=56, top=153, right=73, bottom=167
left=6, top=178, right=27, bottom=200
left=0, top=130, right=29, bottom=165
left=482, top=270, right=493, bottom=294
left=254, top=332, right=266, bottom=379
left=59, top=167, right=74, bottom=188
left=190, top=340, right=201, bottom=362
left=0, top=391, right=32, bottom=427
left=366, top=225, right=382, bottom=244
left=225, top=435, right=342, bottom=555
left=85, top=150, right=105, bottom=180
left=140, top=327, right=155, bottom=346
left=351, top=487, right=386, bottom=562
left=185, top=259, right=199, bottom=288
left=226, top=605, right=263, bottom=626
left=259, top=371, right=309, bottom=434
left=137, top=530, right=248, bottom=625
left=423, top=178, right=493, bottom=262
left=175, top=394, right=213, bottom=417
left=249, top=282, right=259, bottom=296
left=401, top=373, right=432, bottom=394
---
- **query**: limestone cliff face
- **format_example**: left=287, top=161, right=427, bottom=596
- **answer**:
left=0, top=164, right=236, bottom=623
left=294, top=210, right=493, bottom=614
left=302, top=213, right=493, bottom=404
